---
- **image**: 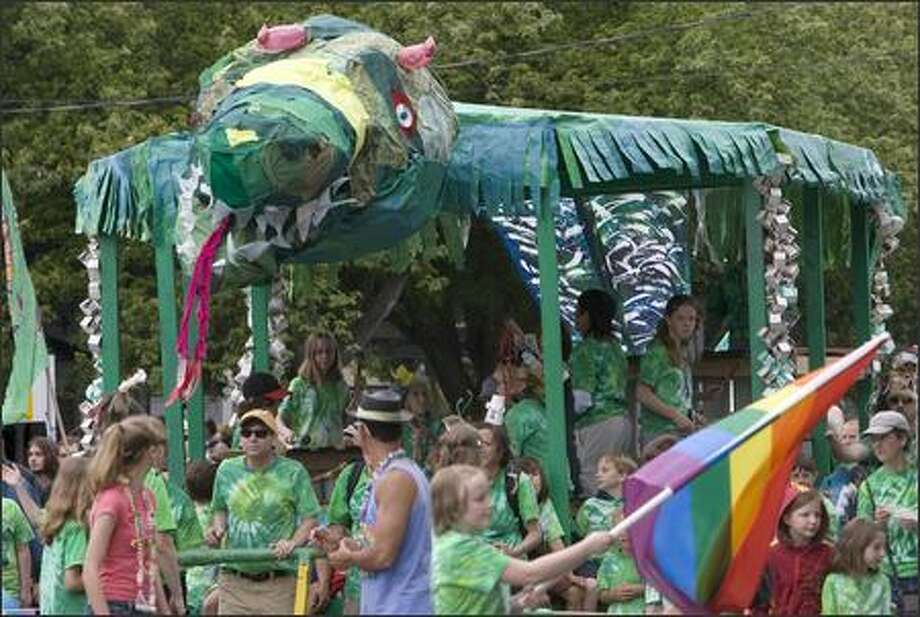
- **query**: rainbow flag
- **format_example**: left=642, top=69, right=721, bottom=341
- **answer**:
left=624, top=334, right=888, bottom=614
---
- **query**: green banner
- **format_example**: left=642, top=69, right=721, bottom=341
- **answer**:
left=2, top=169, right=50, bottom=425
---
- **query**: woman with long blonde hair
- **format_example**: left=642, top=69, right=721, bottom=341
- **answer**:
left=279, top=331, right=350, bottom=449
left=38, top=457, right=93, bottom=615
left=84, top=415, right=169, bottom=615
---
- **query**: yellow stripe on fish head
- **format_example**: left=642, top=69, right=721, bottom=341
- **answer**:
left=236, top=56, right=369, bottom=160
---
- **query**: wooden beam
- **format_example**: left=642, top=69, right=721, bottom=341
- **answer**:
left=251, top=284, right=270, bottom=372
left=850, top=200, right=872, bottom=429
left=99, top=235, right=121, bottom=392
left=155, top=241, right=185, bottom=486
left=743, top=184, right=767, bottom=400
left=802, top=187, right=830, bottom=474
left=536, top=184, right=573, bottom=539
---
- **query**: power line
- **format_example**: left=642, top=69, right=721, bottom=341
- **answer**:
left=0, top=7, right=914, bottom=115
left=2, top=46, right=913, bottom=115
left=0, top=5, right=788, bottom=114
left=432, top=4, right=779, bottom=69
left=0, top=95, right=194, bottom=115
left=595, top=50, right=917, bottom=90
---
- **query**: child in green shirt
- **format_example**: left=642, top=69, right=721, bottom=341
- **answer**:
left=324, top=459, right=372, bottom=615
left=575, top=453, right=637, bottom=574
left=279, top=332, right=350, bottom=449
left=185, top=460, right=219, bottom=615
left=517, top=456, right=598, bottom=612
left=636, top=294, right=701, bottom=446
left=597, top=517, right=644, bottom=615
left=822, top=518, right=892, bottom=615
left=857, top=411, right=918, bottom=614
left=35, top=458, right=93, bottom=616
left=2, top=496, right=34, bottom=609
left=431, top=464, right=616, bottom=615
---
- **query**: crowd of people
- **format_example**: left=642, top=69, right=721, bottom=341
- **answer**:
left=0, top=289, right=917, bottom=616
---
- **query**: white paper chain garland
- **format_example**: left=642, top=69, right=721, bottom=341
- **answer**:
left=221, top=270, right=294, bottom=414
left=78, top=237, right=104, bottom=447
left=867, top=201, right=901, bottom=398
left=754, top=173, right=800, bottom=394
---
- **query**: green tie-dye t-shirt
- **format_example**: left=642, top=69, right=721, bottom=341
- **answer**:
left=211, top=456, right=320, bottom=573
left=185, top=503, right=217, bottom=614
left=1, top=497, right=34, bottom=599
left=639, top=339, right=693, bottom=440
left=821, top=571, right=892, bottom=615
left=539, top=500, right=565, bottom=548
left=279, top=377, right=350, bottom=449
left=597, top=548, right=644, bottom=615
left=576, top=494, right=623, bottom=564
left=857, top=464, right=918, bottom=578
left=479, top=472, right=540, bottom=550
left=433, top=530, right=511, bottom=615
left=327, top=461, right=372, bottom=605
left=570, top=337, right=628, bottom=429
left=39, top=518, right=88, bottom=615
left=144, top=469, right=177, bottom=533
left=166, top=479, right=204, bottom=553
left=504, top=398, right=550, bottom=470
left=576, top=494, right=623, bottom=537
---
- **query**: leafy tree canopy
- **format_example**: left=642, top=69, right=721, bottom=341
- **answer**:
left=1, top=2, right=916, bottom=427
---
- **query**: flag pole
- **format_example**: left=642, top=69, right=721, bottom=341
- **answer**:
left=531, top=487, right=675, bottom=593
left=47, top=362, right=70, bottom=451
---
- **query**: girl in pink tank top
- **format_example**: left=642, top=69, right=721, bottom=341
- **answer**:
left=84, top=416, right=168, bottom=616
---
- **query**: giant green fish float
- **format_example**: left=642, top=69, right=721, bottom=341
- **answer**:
left=75, top=15, right=458, bottom=402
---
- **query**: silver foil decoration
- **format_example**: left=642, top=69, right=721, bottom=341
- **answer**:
left=868, top=201, right=902, bottom=377
left=754, top=175, right=800, bottom=394
left=78, top=237, right=104, bottom=445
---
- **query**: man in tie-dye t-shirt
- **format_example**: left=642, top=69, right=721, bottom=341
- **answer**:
left=206, top=409, right=324, bottom=614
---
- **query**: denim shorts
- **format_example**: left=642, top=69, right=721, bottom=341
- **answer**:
left=86, top=600, right=155, bottom=616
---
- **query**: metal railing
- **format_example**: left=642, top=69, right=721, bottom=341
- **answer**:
left=178, top=547, right=318, bottom=615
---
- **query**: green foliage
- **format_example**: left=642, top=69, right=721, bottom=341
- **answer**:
left=1, top=2, right=916, bottom=425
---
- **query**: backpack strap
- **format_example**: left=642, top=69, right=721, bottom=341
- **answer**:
left=345, top=459, right=366, bottom=507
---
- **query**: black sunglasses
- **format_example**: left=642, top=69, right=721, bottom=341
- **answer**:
left=240, top=428, right=270, bottom=440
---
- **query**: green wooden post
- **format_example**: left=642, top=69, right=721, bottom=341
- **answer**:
left=99, top=235, right=121, bottom=392
left=803, top=187, right=831, bottom=474
left=155, top=242, right=185, bottom=485
left=250, top=284, right=271, bottom=372
left=536, top=185, right=573, bottom=539
left=185, top=278, right=206, bottom=461
left=743, top=184, right=767, bottom=401
left=850, top=200, right=872, bottom=429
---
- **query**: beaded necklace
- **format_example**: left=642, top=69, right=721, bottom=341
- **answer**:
left=359, top=448, right=408, bottom=523
left=123, top=483, right=157, bottom=612
left=357, top=447, right=408, bottom=579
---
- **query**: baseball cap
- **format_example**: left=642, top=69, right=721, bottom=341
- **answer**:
left=862, top=410, right=910, bottom=436
left=242, top=372, right=288, bottom=402
left=892, top=348, right=918, bottom=369
left=239, top=409, right=279, bottom=435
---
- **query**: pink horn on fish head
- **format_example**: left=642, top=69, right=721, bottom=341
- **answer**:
left=397, top=36, right=437, bottom=71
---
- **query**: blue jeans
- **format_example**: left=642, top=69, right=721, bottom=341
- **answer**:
left=890, top=574, right=919, bottom=615
left=2, top=590, right=21, bottom=611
